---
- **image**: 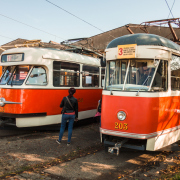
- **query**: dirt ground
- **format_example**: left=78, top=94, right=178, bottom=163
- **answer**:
left=0, top=122, right=180, bottom=180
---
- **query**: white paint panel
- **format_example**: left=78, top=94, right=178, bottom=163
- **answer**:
left=16, top=109, right=96, bottom=127
left=102, top=90, right=180, bottom=98
left=16, top=114, right=61, bottom=127
left=146, top=128, right=180, bottom=151
left=105, top=45, right=179, bottom=60
left=1, top=48, right=100, bottom=67
left=78, top=109, right=96, bottom=119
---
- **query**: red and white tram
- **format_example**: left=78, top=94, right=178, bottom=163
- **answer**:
left=0, top=47, right=105, bottom=127
left=100, top=33, right=180, bottom=153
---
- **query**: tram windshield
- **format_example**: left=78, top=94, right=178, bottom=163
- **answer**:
left=0, top=65, right=30, bottom=85
left=105, top=59, right=165, bottom=92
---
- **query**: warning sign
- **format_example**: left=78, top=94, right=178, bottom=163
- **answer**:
left=117, top=44, right=136, bottom=59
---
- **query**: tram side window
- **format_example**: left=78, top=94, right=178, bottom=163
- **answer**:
left=171, top=55, right=180, bottom=90
left=82, top=65, right=99, bottom=87
left=26, top=66, right=47, bottom=85
left=161, top=61, right=168, bottom=91
left=101, top=67, right=105, bottom=87
left=53, top=61, right=80, bottom=87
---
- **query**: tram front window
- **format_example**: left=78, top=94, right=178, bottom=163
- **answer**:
left=0, top=66, right=15, bottom=85
left=7, top=66, right=30, bottom=85
left=106, top=60, right=164, bottom=92
left=0, top=66, right=30, bottom=85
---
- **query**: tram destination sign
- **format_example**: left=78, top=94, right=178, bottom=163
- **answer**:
left=117, top=44, right=137, bottom=59
left=1, top=53, right=24, bottom=62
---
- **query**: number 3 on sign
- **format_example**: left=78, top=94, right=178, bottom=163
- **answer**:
left=115, top=122, right=128, bottom=130
left=118, top=48, right=123, bottom=56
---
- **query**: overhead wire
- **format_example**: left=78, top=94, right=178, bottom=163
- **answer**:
left=45, top=0, right=115, bottom=39
left=0, top=0, right=116, bottom=48
left=0, top=13, right=65, bottom=41
left=167, top=0, right=175, bottom=18
left=164, top=0, right=174, bottom=18
left=0, top=34, right=14, bottom=40
left=45, top=0, right=104, bottom=33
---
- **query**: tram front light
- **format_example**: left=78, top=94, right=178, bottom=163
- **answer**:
left=117, top=111, right=126, bottom=121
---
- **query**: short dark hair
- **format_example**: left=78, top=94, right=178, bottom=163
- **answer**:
left=69, top=88, right=76, bottom=95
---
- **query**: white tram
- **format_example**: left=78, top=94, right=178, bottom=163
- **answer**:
left=100, top=33, right=180, bottom=153
left=0, top=47, right=105, bottom=127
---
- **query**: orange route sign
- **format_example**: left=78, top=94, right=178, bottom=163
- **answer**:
left=117, top=44, right=137, bottom=59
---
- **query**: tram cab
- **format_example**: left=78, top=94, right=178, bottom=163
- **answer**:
left=100, top=33, right=180, bottom=153
left=0, top=47, right=104, bottom=127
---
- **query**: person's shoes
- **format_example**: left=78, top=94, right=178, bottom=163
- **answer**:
left=56, top=140, right=61, bottom=144
left=67, top=142, right=70, bottom=146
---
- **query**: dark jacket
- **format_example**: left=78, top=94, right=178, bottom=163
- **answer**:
left=60, top=96, right=78, bottom=118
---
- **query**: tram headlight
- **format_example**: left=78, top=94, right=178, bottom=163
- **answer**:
left=117, top=111, right=126, bottom=121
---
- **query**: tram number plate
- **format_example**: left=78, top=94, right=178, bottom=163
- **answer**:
left=78, top=98, right=83, bottom=102
left=115, top=122, right=128, bottom=130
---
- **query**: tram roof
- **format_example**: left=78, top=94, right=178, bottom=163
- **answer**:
left=106, top=33, right=180, bottom=51
left=1, top=47, right=100, bottom=66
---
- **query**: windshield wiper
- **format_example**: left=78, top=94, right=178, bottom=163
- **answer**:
left=136, top=75, right=151, bottom=96
left=10, top=73, right=15, bottom=87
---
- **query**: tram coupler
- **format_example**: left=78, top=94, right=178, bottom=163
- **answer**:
left=108, top=139, right=129, bottom=156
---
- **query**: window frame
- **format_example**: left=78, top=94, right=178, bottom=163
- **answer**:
left=53, top=61, right=80, bottom=87
left=26, top=66, right=47, bottom=86
left=82, top=65, right=100, bottom=87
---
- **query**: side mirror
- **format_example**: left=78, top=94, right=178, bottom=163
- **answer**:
left=100, top=57, right=106, bottom=67
left=153, top=59, right=159, bottom=67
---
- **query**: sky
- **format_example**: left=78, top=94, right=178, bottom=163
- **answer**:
left=0, top=0, right=179, bottom=46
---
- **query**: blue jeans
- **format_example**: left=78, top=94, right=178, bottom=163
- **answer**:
left=58, top=114, right=75, bottom=143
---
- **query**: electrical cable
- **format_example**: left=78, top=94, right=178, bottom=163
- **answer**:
left=167, top=0, right=175, bottom=18
left=45, top=0, right=104, bottom=33
left=165, top=0, right=174, bottom=18
left=45, top=0, right=115, bottom=39
left=0, top=13, right=65, bottom=40
left=0, top=34, right=13, bottom=40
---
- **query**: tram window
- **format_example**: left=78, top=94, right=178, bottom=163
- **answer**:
left=171, top=55, right=180, bottom=90
left=101, top=67, right=105, bottom=87
left=121, top=62, right=126, bottom=84
left=105, top=59, right=167, bottom=92
left=7, top=66, right=30, bottom=85
left=26, top=66, right=47, bottom=85
left=161, top=61, right=168, bottom=91
left=109, top=61, right=116, bottom=85
left=82, top=65, right=99, bottom=87
left=0, top=66, right=15, bottom=85
left=53, top=61, right=80, bottom=87
left=137, top=61, right=166, bottom=90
